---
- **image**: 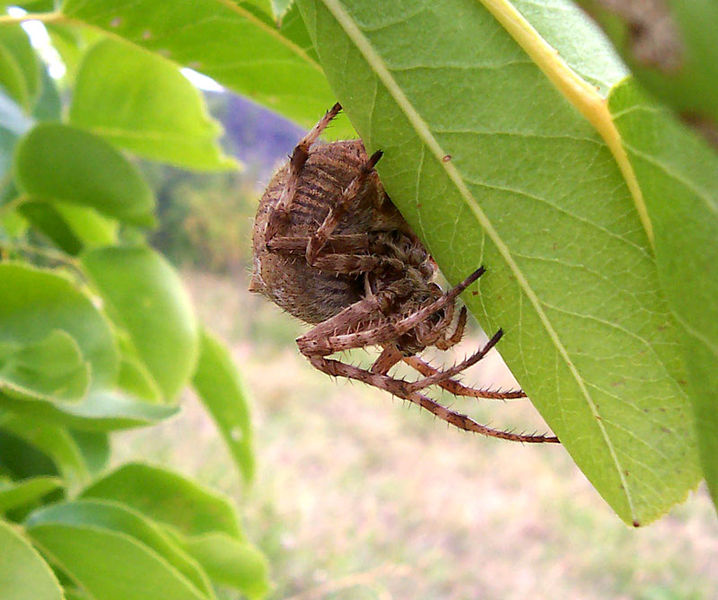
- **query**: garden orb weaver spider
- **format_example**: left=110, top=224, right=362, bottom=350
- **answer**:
left=250, top=103, right=558, bottom=444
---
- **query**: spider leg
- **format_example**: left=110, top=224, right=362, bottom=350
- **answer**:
left=306, top=150, right=384, bottom=265
left=308, top=355, right=558, bottom=443
left=298, top=267, right=485, bottom=356
left=404, top=329, right=505, bottom=393
left=402, top=355, right=527, bottom=399
left=435, top=305, right=466, bottom=351
left=371, top=344, right=404, bottom=375
left=265, top=102, right=342, bottom=244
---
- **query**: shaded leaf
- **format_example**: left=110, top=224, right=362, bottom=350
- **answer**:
left=81, top=462, right=243, bottom=539
left=0, top=476, right=62, bottom=513
left=14, top=123, right=156, bottom=227
left=192, top=329, right=255, bottom=483
left=0, top=414, right=90, bottom=490
left=296, top=0, right=699, bottom=525
left=0, top=25, right=40, bottom=112
left=608, top=80, right=718, bottom=507
left=0, top=519, right=63, bottom=600
left=70, top=38, right=236, bottom=171
left=81, top=246, right=199, bottom=400
left=68, top=429, right=110, bottom=475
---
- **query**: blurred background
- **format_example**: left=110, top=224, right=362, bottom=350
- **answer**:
left=117, top=91, right=717, bottom=600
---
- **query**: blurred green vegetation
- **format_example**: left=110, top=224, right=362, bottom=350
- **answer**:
left=146, top=161, right=260, bottom=273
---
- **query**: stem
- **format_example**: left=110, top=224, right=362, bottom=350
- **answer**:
left=0, top=240, right=81, bottom=269
left=0, top=12, right=64, bottom=26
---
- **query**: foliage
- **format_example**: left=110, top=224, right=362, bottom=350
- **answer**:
left=0, top=5, right=268, bottom=600
left=0, top=2, right=715, bottom=597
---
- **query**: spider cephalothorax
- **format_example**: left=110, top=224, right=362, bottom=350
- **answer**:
left=250, top=103, right=558, bottom=443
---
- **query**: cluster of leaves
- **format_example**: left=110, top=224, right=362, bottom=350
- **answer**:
left=0, top=2, right=270, bottom=599
left=0, top=3, right=715, bottom=596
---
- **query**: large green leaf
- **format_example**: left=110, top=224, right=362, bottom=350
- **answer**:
left=81, top=246, right=199, bottom=400
left=27, top=499, right=216, bottom=600
left=608, top=80, right=718, bottom=507
left=14, top=123, right=156, bottom=227
left=192, top=329, right=255, bottom=483
left=0, top=519, right=63, bottom=600
left=81, top=462, right=243, bottom=539
left=296, top=0, right=699, bottom=525
left=61, top=0, right=354, bottom=136
left=182, top=532, right=270, bottom=600
left=70, top=38, right=236, bottom=171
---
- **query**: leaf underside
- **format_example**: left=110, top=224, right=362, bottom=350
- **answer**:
left=297, top=0, right=700, bottom=525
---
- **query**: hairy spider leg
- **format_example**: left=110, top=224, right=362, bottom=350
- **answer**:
left=265, top=102, right=343, bottom=244
left=435, top=305, right=467, bottom=351
left=306, top=150, right=384, bottom=264
left=402, top=355, right=527, bottom=400
left=297, top=267, right=485, bottom=357
left=308, top=355, right=559, bottom=443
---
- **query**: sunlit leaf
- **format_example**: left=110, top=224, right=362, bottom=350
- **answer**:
left=0, top=519, right=63, bottom=600
left=70, top=38, right=237, bottom=171
left=81, top=462, right=243, bottom=539
left=81, top=246, right=199, bottom=400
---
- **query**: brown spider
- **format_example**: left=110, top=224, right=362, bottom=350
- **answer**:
left=250, top=103, right=558, bottom=444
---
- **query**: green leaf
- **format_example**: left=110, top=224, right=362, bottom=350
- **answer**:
left=608, top=80, right=718, bottom=508
left=14, top=123, right=156, bottom=227
left=81, top=246, right=199, bottom=400
left=0, top=476, right=62, bottom=513
left=0, top=263, right=117, bottom=391
left=576, top=0, right=718, bottom=130
left=26, top=524, right=209, bottom=600
left=81, top=462, right=243, bottom=539
left=61, top=0, right=355, bottom=136
left=68, top=429, right=110, bottom=476
left=0, top=428, right=58, bottom=481
left=27, top=499, right=216, bottom=600
left=183, top=532, right=270, bottom=600
left=70, top=38, right=237, bottom=171
left=192, top=329, right=255, bottom=483
left=296, top=0, right=699, bottom=525
left=0, top=25, right=40, bottom=112
left=0, top=414, right=90, bottom=490
left=0, top=519, right=63, bottom=600
left=0, top=263, right=177, bottom=429
left=17, top=201, right=84, bottom=255
left=0, top=330, right=89, bottom=404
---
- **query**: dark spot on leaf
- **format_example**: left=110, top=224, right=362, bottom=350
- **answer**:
left=442, top=154, right=452, bottom=162
left=632, top=520, right=641, bottom=528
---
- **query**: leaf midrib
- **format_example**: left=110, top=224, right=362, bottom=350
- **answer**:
left=318, top=0, right=636, bottom=519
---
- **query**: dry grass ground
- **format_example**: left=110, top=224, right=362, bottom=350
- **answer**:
left=116, top=271, right=718, bottom=600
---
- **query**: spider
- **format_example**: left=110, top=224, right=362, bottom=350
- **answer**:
left=250, top=103, right=558, bottom=444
